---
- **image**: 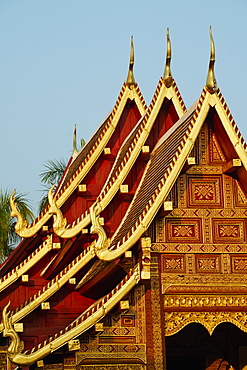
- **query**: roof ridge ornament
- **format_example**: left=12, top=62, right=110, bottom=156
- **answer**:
left=126, top=36, right=136, bottom=89
left=206, top=26, right=218, bottom=93
left=72, top=124, right=78, bottom=156
left=163, top=28, right=173, bottom=88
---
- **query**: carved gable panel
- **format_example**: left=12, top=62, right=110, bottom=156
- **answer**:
left=231, top=255, right=247, bottom=273
left=161, top=254, right=185, bottom=273
left=187, top=176, right=222, bottom=208
left=212, top=219, right=246, bottom=243
left=209, top=129, right=227, bottom=163
left=165, top=218, right=202, bottom=243
left=195, top=254, right=221, bottom=273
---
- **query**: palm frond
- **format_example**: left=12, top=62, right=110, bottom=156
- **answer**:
left=38, top=185, right=50, bottom=214
left=39, top=158, right=67, bottom=185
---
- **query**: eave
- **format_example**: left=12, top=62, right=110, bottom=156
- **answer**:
left=3, top=264, right=140, bottom=366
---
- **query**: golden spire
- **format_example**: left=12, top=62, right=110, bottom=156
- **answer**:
left=73, top=124, right=78, bottom=155
left=163, top=28, right=173, bottom=88
left=126, top=36, right=136, bottom=89
left=206, top=26, right=217, bottom=93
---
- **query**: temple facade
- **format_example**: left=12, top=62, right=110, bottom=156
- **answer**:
left=1, top=30, right=247, bottom=370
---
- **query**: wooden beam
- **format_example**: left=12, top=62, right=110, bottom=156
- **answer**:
left=139, top=145, right=150, bottom=161
left=14, top=323, right=23, bottom=332
left=21, top=274, right=29, bottom=283
left=117, top=300, right=130, bottom=312
left=68, top=339, right=80, bottom=351
left=41, top=302, right=50, bottom=310
left=120, top=184, right=129, bottom=193
left=91, top=323, right=104, bottom=334
left=223, top=158, right=242, bottom=174
left=104, top=147, right=111, bottom=155
left=159, top=201, right=173, bottom=217
left=181, top=157, right=196, bottom=173
left=78, top=184, right=87, bottom=192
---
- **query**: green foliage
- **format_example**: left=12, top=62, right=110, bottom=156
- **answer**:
left=38, top=158, right=67, bottom=214
left=0, top=189, right=34, bottom=263
left=39, top=158, right=67, bottom=186
left=38, top=138, right=85, bottom=213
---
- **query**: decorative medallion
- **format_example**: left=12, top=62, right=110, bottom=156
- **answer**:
left=165, top=218, right=202, bottom=242
left=187, top=176, right=222, bottom=207
left=161, top=254, right=185, bottom=273
left=231, top=255, right=247, bottom=273
left=213, top=219, right=246, bottom=243
left=195, top=254, right=220, bottom=273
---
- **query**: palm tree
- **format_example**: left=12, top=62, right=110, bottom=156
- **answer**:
left=0, top=189, right=34, bottom=262
left=38, top=158, right=67, bottom=213
left=38, top=132, right=85, bottom=213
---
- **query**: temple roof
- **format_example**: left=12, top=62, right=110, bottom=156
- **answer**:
left=3, top=30, right=247, bottom=368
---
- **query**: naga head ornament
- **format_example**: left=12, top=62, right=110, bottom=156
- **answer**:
left=9, top=190, right=28, bottom=235
left=2, top=302, right=24, bottom=359
left=48, top=185, right=67, bottom=233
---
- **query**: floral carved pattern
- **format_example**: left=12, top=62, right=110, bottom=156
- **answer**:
left=219, top=225, right=239, bottom=237
left=188, top=176, right=222, bottom=207
left=162, top=255, right=185, bottom=273
left=194, top=184, right=214, bottom=200
left=209, top=130, right=226, bottom=163
left=173, top=225, right=192, bottom=237
left=234, top=180, right=247, bottom=207
left=195, top=255, right=220, bottom=273
left=164, top=295, right=247, bottom=308
left=165, top=218, right=201, bottom=243
left=231, top=256, right=247, bottom=273
left=213, top=219, right=245, bottom=243
left=78, top=366, right=146, bottom=370
left=198, top=258, right=216, bottom=270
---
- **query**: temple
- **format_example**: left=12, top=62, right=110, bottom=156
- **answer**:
left=1, top=28, right=247, bottom=370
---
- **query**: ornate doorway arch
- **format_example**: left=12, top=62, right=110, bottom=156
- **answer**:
left=165, top=322, right=247, bottom=370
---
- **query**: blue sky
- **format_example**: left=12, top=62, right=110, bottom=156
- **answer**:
left=0, top=0, right=247, bottom=213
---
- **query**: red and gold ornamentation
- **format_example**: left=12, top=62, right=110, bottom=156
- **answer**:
left=213, top=219, right=246, bottom=243
left=187, top=176, right=222, bottom=207
left=195, top=254, right=220, bottom=273
left=165, top=218, right=202, bottom=242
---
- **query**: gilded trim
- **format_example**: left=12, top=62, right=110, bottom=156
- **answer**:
left=12, top=84, right=147, bottom=238
left=3, top=264, right=140, bottom=366
left=51, top=78, right=186, bottom=239
left=206, top=26, right=217, bottom=93
left=101, top=85, right=247, bottom=261
left=0, top=236, right=52, bottom=293
left=165, top=311, right=247, bottom=336
left=0, top=245, right=95, bottom=332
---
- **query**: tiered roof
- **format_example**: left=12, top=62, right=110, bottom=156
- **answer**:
left=2, top=29, right=247, bottom=368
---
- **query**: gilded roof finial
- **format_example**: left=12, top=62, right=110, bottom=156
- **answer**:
left=73, top=124, right=78, bottom=155
left=163, top=28, right=173, bottom=88
left=206, top=26, right=217, bottom=93
left=126, top=36, right=136, bottom=89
